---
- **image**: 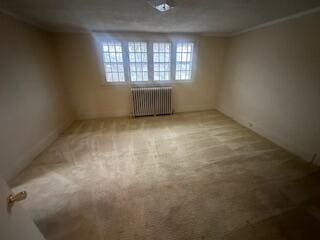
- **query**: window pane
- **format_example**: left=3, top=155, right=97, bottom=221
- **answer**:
left=165, top=63, right=170, bottom=71
left=105, top=64, right=112, bottom=72
left=159, top=53, right=164, bottom=62
left=154, top=53, right=159, bottom=62
left=103, top=53, right=108, bottom=62
left=143, top=63, right=148, bottom=71
left=181, top=72, right=186, bottom=79
left=119, top=73, right=125, bottom=81
left=106, top=72, right=112, bottom=81
left=176, top=71, right=181, bottom=80
left=176, top=63, right=181, bottom=71
left=165, top=72, right=170, bottom=80
left=153, top=42, right=171, bottom=81
left=128, top=41, right=148, bottom=82
left=186, top=71, right=191, bottom=80
left=143, top=72, right=148, bottom=80
left=165, top=53, right=170, bottom=62
left=187, top=63, right=192, bottom=71
left=177, top=44, right=182, bottom=52
left=160, top=72, right=165, bottom=80
left=115, top=45, right=122, bottom=52
left=159, top=63, right=163, bottom=71
left=103, top=45, right=109, bottom=52
left=131, top=72, right=136, bottom=81
left=134, top=43, right=140, bottom=51
left=176, top=53, right=181, bottom=62
left=154, top=63, right=159, bottom=71
left=154, top=72, right=160, bottom=80
left=129, top=53, right=135, bottom=62
left=116, top=53, right=123, bottom=62
left=117, top=64, right=124, bottom=72
left=141, top=43, right=147, bottom=52
left=142, top=53, right=147, bottom=62
left=135, top=53, right=140, bottom=62
left=175, top=42, right=194, bottom=80
left=109, top=45, right=115, bottom=52
left=137, top=72, right=142, bottom=81
left=153, top=43, right=158, bottom=52
left=102, top=41, right=125, bottom=82
left=129, top=43, right=134, bottom=52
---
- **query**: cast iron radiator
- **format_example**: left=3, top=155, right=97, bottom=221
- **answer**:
left=131, top=87, right=172, bottom=117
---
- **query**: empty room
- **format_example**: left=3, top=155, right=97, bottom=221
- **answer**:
left=1, top=0, right=320, bottom=239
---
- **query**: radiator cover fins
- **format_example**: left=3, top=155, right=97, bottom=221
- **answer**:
left=131, top=87, right=172, bottom=117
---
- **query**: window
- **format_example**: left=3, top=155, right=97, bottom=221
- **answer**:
left=102, top=41, right=125, bottom=82
left=128, top=42, right=148, bottom=82
left=175, top=42, right=194, bottom=80
left=100, top=39, right=195, bottom=83
left=153, top=42, right=171, bottom=81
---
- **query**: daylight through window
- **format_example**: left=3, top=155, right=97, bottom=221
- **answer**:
left=153, top=42, right=171, bottom=81
left=128, top=42, right=149, bottom=82
left=101, top=40, right=194, bottom=83
left=102, top=41, right=125, bottom=82
left=175, top=42, right=194, bottom=80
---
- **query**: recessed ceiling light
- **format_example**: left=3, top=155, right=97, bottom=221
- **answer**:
left=148, top=0, right=175, bottom=12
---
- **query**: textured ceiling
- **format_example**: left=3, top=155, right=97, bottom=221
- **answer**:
left=1, top=0, right=320, bottom=35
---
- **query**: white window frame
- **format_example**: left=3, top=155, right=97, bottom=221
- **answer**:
left=127, top=41, right=149, bottom=82
left=175, top=42, right=195, bottom=81
left=152, top=42, right=172, bottom=81
left=96, top=36, right=196, bottom=85
left=101, top=41, right=126, bottom=83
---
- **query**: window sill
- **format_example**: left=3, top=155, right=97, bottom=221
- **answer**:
left=101, top=80, right=193, bottom=87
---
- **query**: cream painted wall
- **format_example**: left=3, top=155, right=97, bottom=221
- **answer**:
left=216, top=11, right=320, bottom=164
left=53, top=33, right=226, bottom=119
left=0, top=13, right=74, bottom=181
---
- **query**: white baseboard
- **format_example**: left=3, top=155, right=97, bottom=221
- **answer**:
left=174, top=104, right=215, bottom=113
left=215, top=105, right=318, bottom=165
left=7, top=117, right=74, bottom=183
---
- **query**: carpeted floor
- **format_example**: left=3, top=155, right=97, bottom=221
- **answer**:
left=12, top=110, right=320, bottom=240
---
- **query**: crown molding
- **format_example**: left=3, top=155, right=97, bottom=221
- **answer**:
left=0, top=8, right=49, bottom=31
left=230, top=6, right=320, bottom=37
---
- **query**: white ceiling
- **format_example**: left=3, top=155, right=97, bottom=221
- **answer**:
left=1, top=0, right=320, bottom=35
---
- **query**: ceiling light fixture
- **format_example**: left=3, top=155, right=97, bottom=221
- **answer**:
left=148, top=0, right=175, bottom=12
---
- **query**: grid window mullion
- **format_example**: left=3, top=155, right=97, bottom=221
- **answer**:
left=102, top=40, right=194, bottom=83
left=153, top=42, right=171, bottom=81
left=175, top=42, right=194, bottom=80
left=128, top=41, right=148, bottom=82
left=102, top=41, right=125, bottom=82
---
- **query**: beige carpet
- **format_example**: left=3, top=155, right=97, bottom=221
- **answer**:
left=12, top=110, right=320, bottom=240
